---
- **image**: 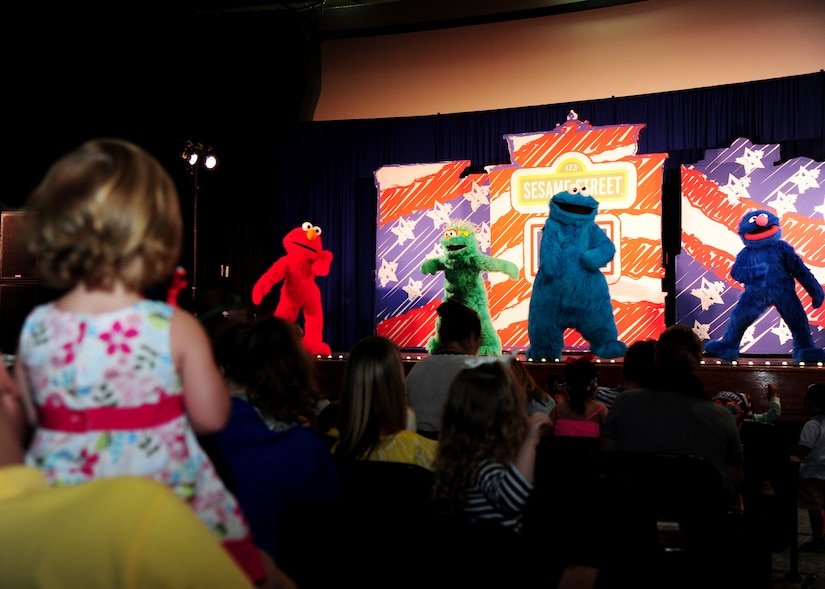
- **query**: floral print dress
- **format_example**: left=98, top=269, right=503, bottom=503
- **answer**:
left=18, top=299, right=260, bottom=576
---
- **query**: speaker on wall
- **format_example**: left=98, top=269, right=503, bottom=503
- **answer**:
left=1, top=211, right=37, bottom=280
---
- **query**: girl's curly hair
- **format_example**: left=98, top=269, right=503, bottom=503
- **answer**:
left=431, top=359, right=525, bottom=511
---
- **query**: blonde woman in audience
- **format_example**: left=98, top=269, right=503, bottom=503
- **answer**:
left=333, top=335, right=437, bottom=468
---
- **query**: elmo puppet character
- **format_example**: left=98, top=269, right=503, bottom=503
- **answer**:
left=252, top=221, right=333, bottom=355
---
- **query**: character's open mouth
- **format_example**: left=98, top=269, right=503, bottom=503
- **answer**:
left=447, top=245, right=465, bottom=252
left=558, top=203, right=595, bottom=215
left=292, top=241, right=317, bottom=252
left=744, top=225, right=779, bottom=241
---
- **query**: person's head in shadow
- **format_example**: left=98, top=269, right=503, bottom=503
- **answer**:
left=434, top=299, right=482, bottom=355
left=432, top=357, right=525, bottom=511
left=511, top=358, right=555, bottom=415
left=652, top=324, right=706, bottom=397
left=213, top=322, right=255, bottom=396
left=334, top=335, right=409, bottom=461
left=243, top=317, right=322, bottom=429
left=621, top=339, right=657, bottom=389
left=563, top=358, right=599, bottom=415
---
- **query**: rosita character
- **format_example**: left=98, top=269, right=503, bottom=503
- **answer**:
left=526, top=183, right=626, bottom=361
left=252, top=221, right=333, bottom=356
left=420, top=220, right=519, bottom=356
left=704, top=209, right=825, bottom=364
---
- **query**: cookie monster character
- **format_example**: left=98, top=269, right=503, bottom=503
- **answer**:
left=421, top=220, right=519, bottom=356
left=704, top=209, right=825, bottom=364
left=527, top=183, right=626, bottom=361
left=252, top=221, right=333, bottom=356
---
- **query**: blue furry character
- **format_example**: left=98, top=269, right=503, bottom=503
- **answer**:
left=421, top=220, right=519, bottom=356
left=704, top=209, right=825, bottom=364
left=527, top=184, right=626, bottom=360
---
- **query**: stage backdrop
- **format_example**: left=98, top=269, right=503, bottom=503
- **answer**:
left=677, top=138, right=825, bottom=356
left=375, top=115, right=668, bottom=352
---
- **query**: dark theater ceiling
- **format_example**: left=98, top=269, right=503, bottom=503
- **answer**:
left=192, top=0, right=644, bottom=38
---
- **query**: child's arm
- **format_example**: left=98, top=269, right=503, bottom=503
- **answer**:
left=514, top=412, right=551, bottom=483
left=753, top=383, right=781, bottom=424
left=171, top=310, right=230, bottom=435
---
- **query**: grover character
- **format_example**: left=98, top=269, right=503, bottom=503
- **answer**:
left=252, top=221, right=333, bottom=356
left=704, top=209, right=825, bottom=364
left=421, top=220, right=519, bottom=355
left=527, top=184, right=626, bottom=361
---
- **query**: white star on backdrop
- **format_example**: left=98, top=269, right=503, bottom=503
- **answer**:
left=735, top=147, right=766, bottom=175
left=789, top=166, right=820, bottom=194
left=719, top=173, right=752, bottom=205
left=690, top=277, right=726, bottom=311
left=401, top=277, right=425, bottom=301
left=766, top=190, right=798, bottom=219
left=390, top=217, right=418, bottom=246
left=377, top=258, right=399, bottom=287
left=463, top=181, right=490, bottom=212
left=425, top=201, right=454, bottom=228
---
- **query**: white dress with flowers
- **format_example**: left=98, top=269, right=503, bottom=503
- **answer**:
left=19, top=299, right=251, bottom=546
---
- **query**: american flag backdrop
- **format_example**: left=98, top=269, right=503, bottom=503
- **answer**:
left=677, top=138, right=825, bottom=355
left=375, top=116, right=668, bottom=352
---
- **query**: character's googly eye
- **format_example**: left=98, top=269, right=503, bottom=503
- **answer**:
left=301, top=222, right=313, bottom=231
left=569, top=186, right=580, bottom=194
left=312, top=225, right=322, bottom=236
left=445, top=229, right=457, bottom=238
left=578, top=186, right=591, bottom=196
left=748, top=215, right=758, bottom=224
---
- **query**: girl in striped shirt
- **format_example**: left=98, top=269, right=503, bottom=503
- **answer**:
left=431, top=357, right=551, bottom=532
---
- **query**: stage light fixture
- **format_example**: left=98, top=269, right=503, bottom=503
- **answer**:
left=179, top=139, right=219, bottom=309
left=204, top=152, right=218, bottom=170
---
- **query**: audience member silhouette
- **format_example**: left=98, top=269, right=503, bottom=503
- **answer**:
left=595, top=339, right=656, bottom=408
left=204, top=317, right=343, bottom=563
left=431, top=357, right=551, bottom=532
left=333, top=335, right=437, bottom=467
left=511, top=358, right=556, bottom=415
left=712, top=384, right=781, bottom=425
left=601, top=324, right=744, bottom=507
left=550, top=358, right=607, bottom=438
left=792, top=383, right=825, bottom=553
left=406, top=299, right=482, bottom=439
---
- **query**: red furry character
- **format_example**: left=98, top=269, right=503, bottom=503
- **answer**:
left=252, top=222, right=333, bottom=355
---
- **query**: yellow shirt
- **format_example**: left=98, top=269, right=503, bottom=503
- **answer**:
left=0, top=466, right=254, bottom=589
left=330, top=428, right=438, bottom=469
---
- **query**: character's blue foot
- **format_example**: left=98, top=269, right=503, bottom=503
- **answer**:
left=592, top=340, right=627, bottom=360
left=525, top=347, right=562, bottom=362
left=704, top=339, right=740, bottom=362
left=792, top=347, right=825, bottom=364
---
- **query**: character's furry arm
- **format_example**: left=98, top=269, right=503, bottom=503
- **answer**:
left=421, top=257, right=447, bottom=275
left=778, top=241, right=825, bottom=307
left=730, top=248, right=768, bottom=286
left=477, top=255, right=519, bottom=280
left=252, top=257, right=287, bottom=305
left=312, top=250, right=333, bottom=276
left=580, top=224, right=616, bottom=272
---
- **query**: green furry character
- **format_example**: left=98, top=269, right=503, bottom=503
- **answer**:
left=421, top=220, right=519, bottom=355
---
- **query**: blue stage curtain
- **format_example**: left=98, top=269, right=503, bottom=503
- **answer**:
left=245, top=72, right=824, bottom=353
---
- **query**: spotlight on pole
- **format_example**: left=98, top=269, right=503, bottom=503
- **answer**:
left=179, top=139, right=219, bottom=310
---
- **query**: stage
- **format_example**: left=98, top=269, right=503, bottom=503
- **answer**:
left=314, top=352, right=825, bottom=425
